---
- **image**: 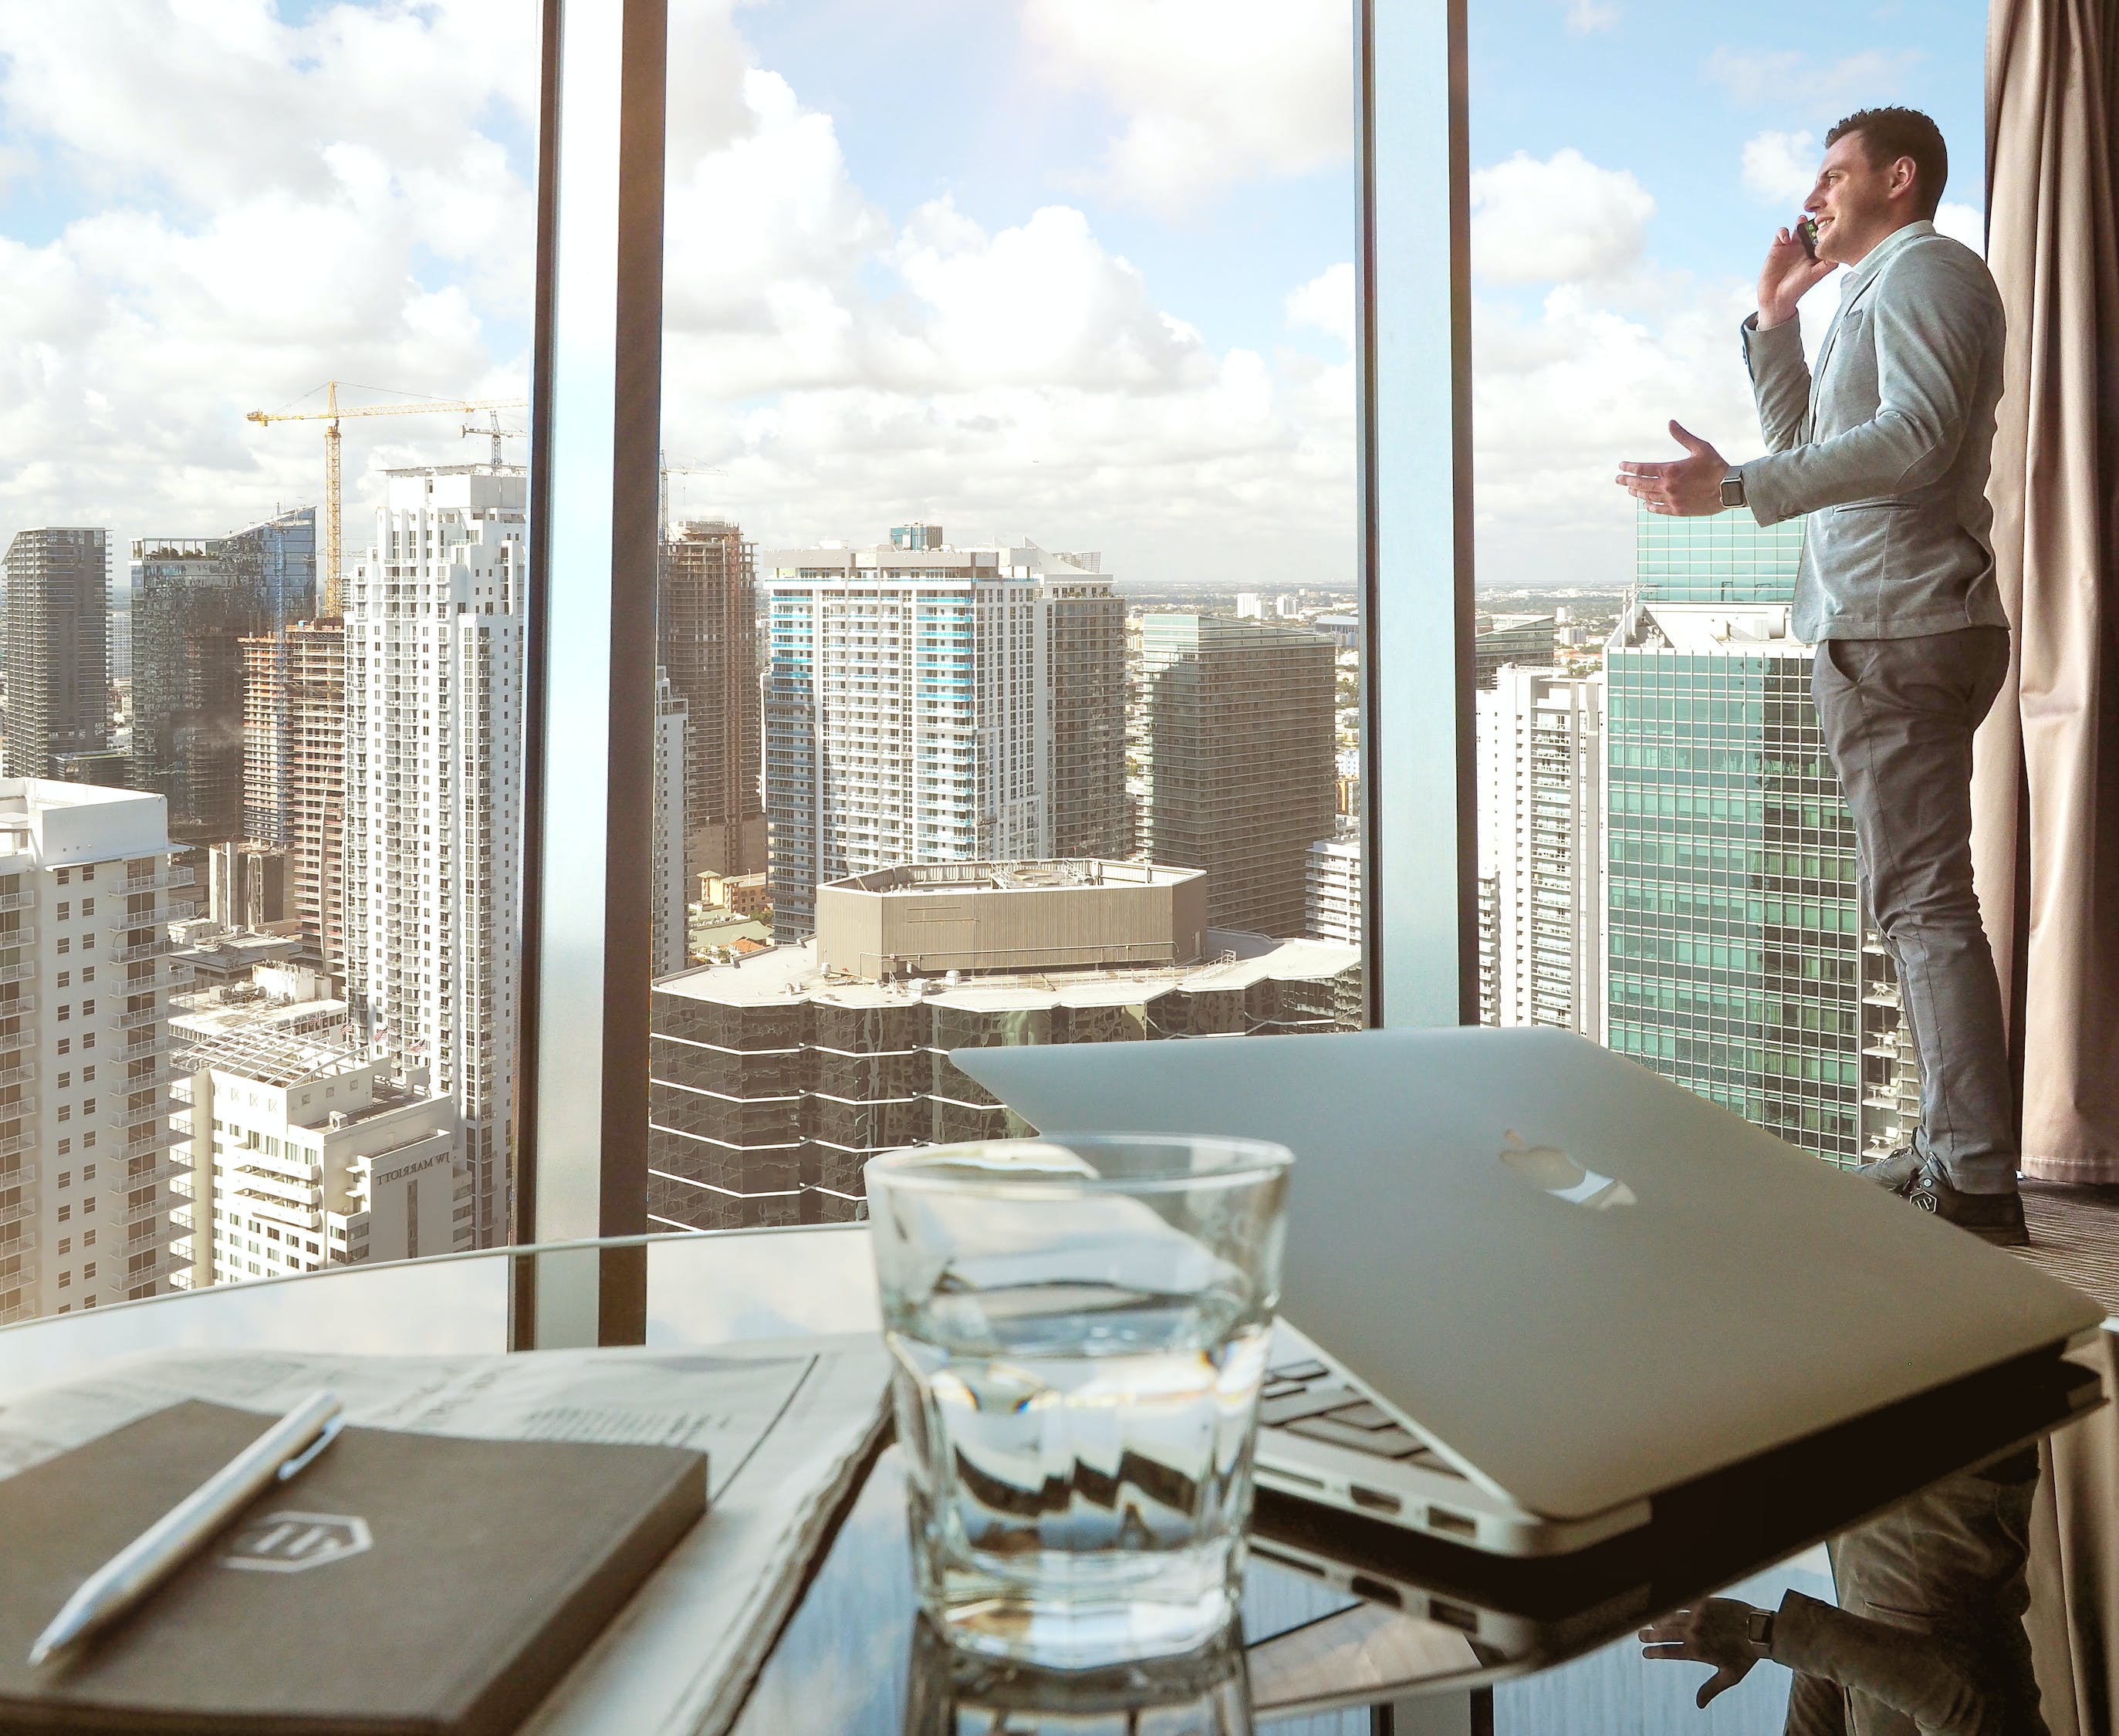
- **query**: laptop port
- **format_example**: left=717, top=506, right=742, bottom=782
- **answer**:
left=1349, top=1574, right=1403, bottom=1609
left=1425, top=1505, right=1478, bottom=1540
left=1429, top=1598, right=1479, bottom=1633
left=1350, top=1484, right=1403, bottom=1515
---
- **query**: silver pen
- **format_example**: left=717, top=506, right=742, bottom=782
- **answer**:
left=29, top=1389, right=346, bottom=1667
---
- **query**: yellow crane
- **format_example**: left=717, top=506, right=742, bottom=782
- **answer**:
left=246, top=381, right=527, bottom=615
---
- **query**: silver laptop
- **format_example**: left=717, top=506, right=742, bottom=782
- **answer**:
left=955, top=1028, right=2103, bottom=1558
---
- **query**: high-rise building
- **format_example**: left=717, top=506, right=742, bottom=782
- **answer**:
left=343, top=466, right=526, bottom=1246
left=130, top=510, right=316, bottom=846
left=1473, top=613, right=1556, bottom=690
left=660, top=521, right=765, bottom=882
left=3, top=529, right=110, bottom=780
left=241, top=620, right=345, bottom=971
left=647, top=860, right=1361, bottom=1231
left=1137, top=615, right=1336, bottom=937
left=1603, top=593, right=1912, bottom=1165
left=1305, top=831, right=1362, bottom=946
left=1605, top=505, right=1916, bottom=1164
left=1476, top=668, right=1604, bottom=1035
left=0, top=779, right=195, bottom=1324
left=654, top=669, right=688, bottom=979
left=174, top=1028, right=466, bottom=1285
left=1045, top=562, right=1128, bottom=858
left=761, top=531, right=1124, bottom=940
left=1635, top=510, right=1808, bottom=603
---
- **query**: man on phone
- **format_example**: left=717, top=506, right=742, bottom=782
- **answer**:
left=1615, top=109, right=2022, bottom=1245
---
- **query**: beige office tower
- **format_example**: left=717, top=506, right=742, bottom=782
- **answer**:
left=654, top=670, right=688, bottom=978
left=241, top=620, right=346, bottom=972
left=661, top=522, right=765, bottom=882
left=0, top=781, right=194, bottom=1323
left=647, top=860, right=1361, bottom=1231
left=173, top=1028, right=467, bottom=1285
left=343, top=466, right=525, bottom=1248
left=1137, top=615, right=1337, bottom=937
left=1475, top=668, right=1604, bottom=1036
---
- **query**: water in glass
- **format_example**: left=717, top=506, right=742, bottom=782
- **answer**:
left=868, top=1137, right=1289, bottom=1668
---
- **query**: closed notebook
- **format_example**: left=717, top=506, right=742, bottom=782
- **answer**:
left=0, top=1400, right=706, bottom=1735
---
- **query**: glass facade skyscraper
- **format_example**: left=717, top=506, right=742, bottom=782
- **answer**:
left=1603, top=509, right=1912, bottom=1167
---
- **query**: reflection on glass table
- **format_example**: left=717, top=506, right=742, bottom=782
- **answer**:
left=0, top=1228, right=2102, bottom=1732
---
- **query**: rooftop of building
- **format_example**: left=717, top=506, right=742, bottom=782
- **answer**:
left=179, top=1026, right=370, bottom=1089
left=764, top=532, right=1104, bottom=582
left=0, top=779, right=173, bottom=867
left=1614, top=599, right=1803, bottom=655
left=830, top=859, right=1198, bottom=898
left=654, top=927, right=1359, bottom=1012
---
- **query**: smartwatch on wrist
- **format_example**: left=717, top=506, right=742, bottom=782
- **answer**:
left=1746, top=1608, right=1776, bottom=1657
left=1720, top=468, right=1747, bottom=510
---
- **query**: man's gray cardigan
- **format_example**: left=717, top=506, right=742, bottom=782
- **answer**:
left=1739, top=218, right=2011, bottom=643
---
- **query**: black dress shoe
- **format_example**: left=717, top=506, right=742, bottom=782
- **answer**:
left=1861, top=1150, right=2028, bottom=1247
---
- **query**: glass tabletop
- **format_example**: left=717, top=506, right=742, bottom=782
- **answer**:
left=0, top=1231, right=2097, bottom=1732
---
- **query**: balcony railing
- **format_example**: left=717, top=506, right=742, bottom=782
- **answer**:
left=107, top=936, right=175, bottom=966
left=112, top=1192, right=167, bottom=1230
left=120, top=1250, right=188, bottom=1289
left=106, top=1123, right=186, bottom=1163
left=116, top=1157, right=191, bottom=1191
left=115, top=1005, right=165, bottom=1031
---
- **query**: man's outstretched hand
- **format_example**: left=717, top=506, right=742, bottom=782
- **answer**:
left=1616, top=421, right=1730, bottom=518
left=1640, top=1599, right=1764, bottom=1708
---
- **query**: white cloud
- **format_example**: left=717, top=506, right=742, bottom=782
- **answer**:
left=0, top=0, right=1362, bottom=591
left=1565, top=0, right=1619, bottom=33
left=1742, top=130, right=1818, bottom=207
left=1473, top=276, right=1762, bottom=586
left=1705, top=46, right=1921, bottom=118
left=0, top=0, right=538, bottom=556
left=1935, top=200, right=1985, bottom=255
left=1020, top=0, right=1352, bottom=211
left=1471, top=150, right=1654, bottom=285
left=1285, top=262, right=1355, bottom=348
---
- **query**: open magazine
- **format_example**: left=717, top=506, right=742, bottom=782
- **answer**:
left=0, top=1336, right=893, bottom=1736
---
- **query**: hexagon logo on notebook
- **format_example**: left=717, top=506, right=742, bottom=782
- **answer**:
left=223, top=1511, right=374, bottom=1574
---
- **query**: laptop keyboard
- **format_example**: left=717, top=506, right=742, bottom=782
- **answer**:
left=1260, top=1359, right=1465, bottom=1479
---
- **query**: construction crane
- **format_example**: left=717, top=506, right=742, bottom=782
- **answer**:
left=461, top=411, right=527, bottom=469
left=246, top=381, right=527, bottom=616
left=659, top=452, right=728, bottom=546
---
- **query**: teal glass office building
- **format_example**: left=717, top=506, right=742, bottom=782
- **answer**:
left=1604, top=510, right=1910, bottom=1166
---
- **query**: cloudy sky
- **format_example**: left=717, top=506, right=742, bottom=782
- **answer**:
left=0, top=0, right=1986, bottom=593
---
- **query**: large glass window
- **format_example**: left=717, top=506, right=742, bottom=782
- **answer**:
left=1468, top=0, right=1987, bottom=1170
left=0, top=2, right=537, bottom=1321
left=646, top=0, right=1367, bottom=1231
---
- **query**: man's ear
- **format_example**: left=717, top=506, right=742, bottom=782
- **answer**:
left=1891, top=156, right=1920, bottom=204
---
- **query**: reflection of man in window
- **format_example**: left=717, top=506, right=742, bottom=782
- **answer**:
left=1616, top=109, right=2023, bottom=1246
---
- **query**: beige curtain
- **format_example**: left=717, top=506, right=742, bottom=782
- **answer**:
left=1979, top=0, right=2119, bottom=1184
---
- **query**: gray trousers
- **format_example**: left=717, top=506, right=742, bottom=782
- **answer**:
left=1780, top=1451, right=2045, bottom=1736
left=1811, top=627, right=2017, bottom=1193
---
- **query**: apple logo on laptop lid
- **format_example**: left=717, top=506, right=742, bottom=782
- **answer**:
left=1498, top=1130, right=1637, bottom=1211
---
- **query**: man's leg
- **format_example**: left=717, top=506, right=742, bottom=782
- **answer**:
left=1812, top=628, right=2017, bottom=1195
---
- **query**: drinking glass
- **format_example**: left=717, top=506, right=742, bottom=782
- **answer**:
left=866, top=1134, right=1292, bottom=1668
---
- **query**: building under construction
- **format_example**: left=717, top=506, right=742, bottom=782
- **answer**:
left=241, top=619, right=345, bottom=972
left=661, top=520, right=765, bottom=881
left=647, top=859, right=1361, bottom=1232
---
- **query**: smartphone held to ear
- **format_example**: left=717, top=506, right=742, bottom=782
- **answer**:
left=1794, top=216, right=1820, bottom=261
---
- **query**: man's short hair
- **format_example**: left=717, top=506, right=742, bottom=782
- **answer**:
left=1827, top=107, right=1948, bottom=219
